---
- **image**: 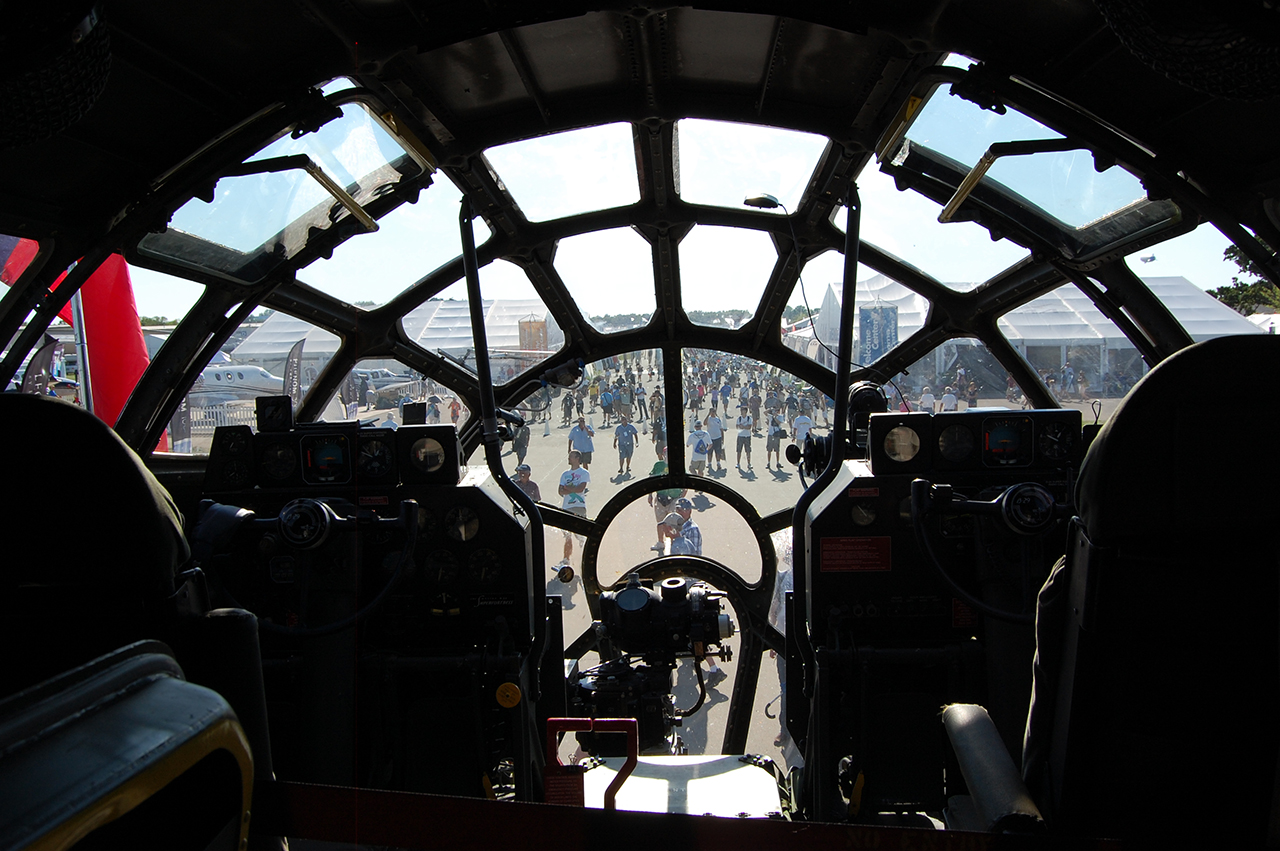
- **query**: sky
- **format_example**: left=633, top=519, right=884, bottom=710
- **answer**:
left=127, top=114, right=1245, bottom=324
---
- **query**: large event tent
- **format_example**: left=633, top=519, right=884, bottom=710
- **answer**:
left=787, top=275, right=1260, bottom=385
left=232, top=298, right=564, bottom=376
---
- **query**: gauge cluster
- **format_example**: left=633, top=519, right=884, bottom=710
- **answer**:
left=805, top=409, right=1083, bottom=645
left=198, top=421, right=535, bottom=651
left=204, top=423, right=462, bottom=493
left=868, top=410, right=1082, bottom=476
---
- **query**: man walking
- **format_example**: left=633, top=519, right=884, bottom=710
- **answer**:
left=705, top=410, right=724, bottom=472
left=735, top=403, right=754, bottom=469
left=614, top=414, right=639, bottom=474
left=567, top=416, right=595, bottom=469
left=686, top=419, right=710, bottom=478
left=557, top=450, right=590, bottom=567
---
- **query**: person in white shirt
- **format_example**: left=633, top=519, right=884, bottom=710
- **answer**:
left=792, top=412, right=813, bottom=445
left=735, top=404, right=754, bottom=469
left=686, top=420, right=710, bottom=478
left=918, top=386, right=936, bottom=413
left=557, top=450, right=590, bottom=565
left=940, top=386, right=958, bottom=411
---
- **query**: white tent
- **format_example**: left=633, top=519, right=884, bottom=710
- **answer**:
left=232, top=298, right=564, bottom=373
left=1248, top=312, right=1279, bottom=334
left=787, top=274, right=1260, bottom=376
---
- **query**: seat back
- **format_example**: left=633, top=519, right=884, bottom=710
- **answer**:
left=1022, top=334, right=1280, bottom=844
left=0, top=394, right=189, bottom=694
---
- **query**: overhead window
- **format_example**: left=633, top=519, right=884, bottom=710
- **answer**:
left=483, top=123, right=639, bottom=222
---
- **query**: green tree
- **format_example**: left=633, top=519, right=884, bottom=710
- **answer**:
left=1209, top=244, right=1280, bottom=315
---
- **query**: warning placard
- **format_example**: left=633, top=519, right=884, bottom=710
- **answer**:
left=821, top=536, right=892, bottom=572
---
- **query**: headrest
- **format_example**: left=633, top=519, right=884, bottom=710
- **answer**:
left=1077, top=334, right=1280, bottom=551
left=0, top=395, right=188, bottom=597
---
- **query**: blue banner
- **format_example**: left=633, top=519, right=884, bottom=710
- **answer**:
left=859, top=304, right=898, bottom=365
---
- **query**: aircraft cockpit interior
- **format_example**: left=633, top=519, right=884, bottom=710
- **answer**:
left=2, top=2, right=1279, bottom=849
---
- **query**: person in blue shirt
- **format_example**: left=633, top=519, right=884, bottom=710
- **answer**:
left=567, top=416, right=595, bottom=469
left=613, top=415, right=639, bottom=474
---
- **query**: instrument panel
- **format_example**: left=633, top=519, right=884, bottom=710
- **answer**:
left=199, top=421, right=534, bottom=651
left=205, top=422, right=463, bottom=492
left=806, top=409, right=1082, bottom=644
left=868, top=409, right=1083, bottom=475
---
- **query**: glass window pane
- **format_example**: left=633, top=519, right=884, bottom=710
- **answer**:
left=298, top=176, right=482, bottom=308
left=139, top=102, right=425, bottom=283
left=676, top=119, right=827, bottom=213
left=408, top=260, right=564, bottom=381
left=181, top=311, right=337, bottom=452
left=839, top=170, right=1032, bottom=287
left=1120, top=222, right=1245, bottom=295
left=1, top=232, right=38, bottom=286
left=597, top=494, right=763, bottom=586
left=784, top=265, right=930, bottom=371
left=899, top=338, right=1027, bottom=413
left=679, top=225, right=774, bottom=326
left=679, top=349, right=828, bottom=519
left=475, top=351, right=665, bottom=524
left=555, top=227, right=655, bottom=332
left=904, top=93, right=1148, bottom=228
left=483, top=123, right=639, bottom=222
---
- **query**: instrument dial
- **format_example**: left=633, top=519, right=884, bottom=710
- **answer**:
left=850, top=503, right=877, bottom=526
left=410, top=437, right=447, bottom=473
left=358, top=438, right=394, bottom=478
left=445, top=506, right=480, bottom=542
left=1037, top=420, right=1075, bottom=461
left=937, top=424, right=976, bottom=463
left=883, top=425, right=921, bottom=462
left=468, top=549, right=502, bottom=586
left=424, top=549, right=460, bottom=586
left=261, top=442, right=297, bottom=480
left=300, top=434, right=351, bottom=484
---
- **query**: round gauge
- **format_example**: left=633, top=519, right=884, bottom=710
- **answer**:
left=417, top=506, right=438, bottom=538
left=883, top=425, right=921, bottom=463
left=850, top=503, right=877, bottom=526
left=222, top=430, right=250, bottom=456
left=468, top=549, right=502, bottom=586
left=444, top=505, right=480, bottom=542
left=937, top=424, right=976, bottom=463
left=261, top=442, right=297, bottom=480
left=424, top=549, right=460, bottom=586
left=358, top=438, right=394, bottom=477
left=1037, top=420, right=1075, bottom=461
left=221, top=459, right=252, bottom=488
left=410, top=437, right=446, bottom=473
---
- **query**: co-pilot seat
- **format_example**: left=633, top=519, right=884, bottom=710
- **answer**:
left=948, top=334, right=1280, bottom=845
left=0, top=393, right=261, bottom=849
left=0, top=393, right=190, bottom=695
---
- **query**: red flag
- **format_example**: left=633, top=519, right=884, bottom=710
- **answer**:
left=1, top=238, right=75, bottom=326
left=51, top=255, right=151, bottom=428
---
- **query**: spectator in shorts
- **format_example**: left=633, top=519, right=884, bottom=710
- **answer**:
left=557, top=450, right=590, bottom=566
left=766, top=410, right=786, bottom=470
left=614, top=415, right=638, bottom=474
left=686, top=419, right=710, bottom=478
left=735, top=403, right=754, bottom=469
left=567, top=416, right=595, bottom=469
left=705, top=410, right=724, bottom=472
